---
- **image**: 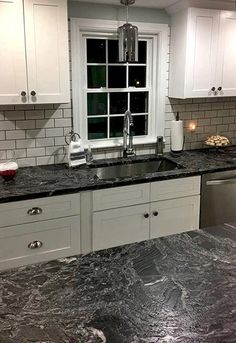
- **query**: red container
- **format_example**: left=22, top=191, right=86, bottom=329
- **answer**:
left=0, top=169, right=17, bottom=181
left=0, top=161, right=18, bottom=181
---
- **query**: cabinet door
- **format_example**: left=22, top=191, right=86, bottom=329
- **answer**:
left=185, top=8, right=219, bottom=97
left=24, top=0, right=70, bottom=104
left=150, top=196, right=200, bottom=239
left=0, top=0, right=27, bottom=104
left=0, top=216, right=80, bottom=271
left=216, top=11, right=236, bottom=96
left=93, top=204, right=149, bottom=251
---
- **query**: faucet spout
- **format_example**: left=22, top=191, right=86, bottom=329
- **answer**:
left=123, top=110, right=135, bottom=158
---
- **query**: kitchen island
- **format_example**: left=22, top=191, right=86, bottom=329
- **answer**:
left=1, top=224, right=236, bottom=342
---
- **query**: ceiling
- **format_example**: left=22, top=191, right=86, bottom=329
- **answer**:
left=75, top=0, right=235, bottom=9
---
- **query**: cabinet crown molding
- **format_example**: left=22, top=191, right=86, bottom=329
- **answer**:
left=166, top=0, right=236, bottom=15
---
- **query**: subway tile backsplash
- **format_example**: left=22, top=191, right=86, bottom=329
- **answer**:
left=166, top=97, right=236, bottom=151
left=0, top=103, right=72, bottom=167
left=1, top=96, right=236, bottom=167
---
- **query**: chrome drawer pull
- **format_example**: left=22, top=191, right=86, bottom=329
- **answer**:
left=28, top=240, right=43, bottom=249
left=27, top=207, right=43, bottom=216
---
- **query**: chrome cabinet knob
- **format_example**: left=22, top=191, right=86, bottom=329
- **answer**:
left=27, top=207, right=43, bottom=216
left=21, top=91, right=27, bottom=97
left=153, top=211, right=159, bottom=217
left=144, top=213, right=149, bottom=218
left=28, top=240, right=43, bottom=249
left=31, top=90, right=36, bottom=96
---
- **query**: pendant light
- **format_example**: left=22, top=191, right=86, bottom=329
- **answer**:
left=118, top=0, right=138, bottom=62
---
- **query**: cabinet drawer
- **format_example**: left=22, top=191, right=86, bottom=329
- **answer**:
left=0, top=193, right=80, bottom=228
left=151, top=176, right=200, bottom=201
left=150, top=195, right=200, bottom=239
left=0, top=216, right=80, bottom=270
left=93, top=204, right=149, bottom=251
left=93, top=184, right=149, bottom=211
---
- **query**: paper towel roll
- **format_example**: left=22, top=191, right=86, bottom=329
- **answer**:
left=171, top=120, right=184, bottom=152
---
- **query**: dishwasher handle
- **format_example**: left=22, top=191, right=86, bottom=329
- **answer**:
left=206, top=178, right=236, bottom=186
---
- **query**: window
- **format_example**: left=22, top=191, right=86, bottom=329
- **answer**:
left=86, top=38, right=149, bottom=140
left=71, top=19, right=169, bottom=148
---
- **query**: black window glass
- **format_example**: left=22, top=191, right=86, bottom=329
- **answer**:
left=110, top=92, right=128, bottom=114
left=129, top=66, right=146, bottom=88
left=110, top=116, right=124, bottom=138
left=108, top=40, right=119, bottom=63
left=108, top=66, right=126, bottom=88
left=87, top=39, right=106, bottom=63
left=138, top=41, right=147, bottom=64
left=130, top=92, right=148, bottom=113
left=132, top=115, right=148, bottom=136
left=87, top=66, right=106, bottom=88
left=88, top=117, right=107, bottom=139
left=87, top=93, right=107, bottom=116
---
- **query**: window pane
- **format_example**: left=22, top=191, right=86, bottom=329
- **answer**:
left=110, top=92, right=128, bottom=114
left=87, top=39, right=106, bottom=63
left=108, top=66, right=126, bottom=88
left=88, top=117, right=107, bottom=139
left=129, top=66, right=146, bottom=87
left=110, top=116, right=123, bottom=138
left=133, top=115, right=148, bottom=136
left=87, top=93, right=107, bottom=116
left=130, top=92, right=148, bottom=113
left=138, top=41, right=147, bottom=64
left=108, top=40, right=119, bottom=63
left=87, top=66, right=106, bottom=88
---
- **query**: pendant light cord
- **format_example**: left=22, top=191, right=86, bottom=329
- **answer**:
left=126, top=3, right=129, bottom=23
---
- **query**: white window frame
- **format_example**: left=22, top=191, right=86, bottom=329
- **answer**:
left=71, top=18, right=169, bottom=149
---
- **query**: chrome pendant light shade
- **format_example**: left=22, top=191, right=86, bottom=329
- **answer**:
left=118, top=0, right=138, bottom=62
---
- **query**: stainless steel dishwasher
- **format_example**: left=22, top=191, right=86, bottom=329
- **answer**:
left=200, top=170, right=236, bottom=228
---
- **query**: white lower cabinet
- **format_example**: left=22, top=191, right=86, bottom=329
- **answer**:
left=150, top=196, right=200, bottom=239
left=0, top=176, right=201, bottom=269
left=0, top=216, right=80, bottom=270
left=0, top=194, right=81, bottom=271
left=92, top=176, right=201, bottom=252
left=92, top=204, right=149, bottom=251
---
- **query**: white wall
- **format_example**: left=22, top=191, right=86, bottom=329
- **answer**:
left=0, top=2, right=236, bottom=166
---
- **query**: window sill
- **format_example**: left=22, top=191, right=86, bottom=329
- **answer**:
left=90, top=137, right=163, bottom=149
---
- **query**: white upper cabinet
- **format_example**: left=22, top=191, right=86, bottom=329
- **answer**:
left=169, top=8, right=236, bottom=98
left=24, top=0, right=70, bottom=103
left=0, top=0, right=70, bottom=105
left=0, top=0, right=27, bottom=104
left=217, top=11, right=236, bottom=97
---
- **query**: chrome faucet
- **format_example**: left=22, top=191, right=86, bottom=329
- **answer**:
left=123, top=110, right=135, bottom=158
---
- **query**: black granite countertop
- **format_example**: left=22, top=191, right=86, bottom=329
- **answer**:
left=1, top=224, right=236, bottom=342
left=1, top=147, right=236, bottom=203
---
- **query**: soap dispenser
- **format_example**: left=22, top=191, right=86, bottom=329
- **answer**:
left=65, top=131, right=86, bottom=167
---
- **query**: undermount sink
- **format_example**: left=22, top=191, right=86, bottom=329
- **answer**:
left=93, top=158, right=183, bottom=180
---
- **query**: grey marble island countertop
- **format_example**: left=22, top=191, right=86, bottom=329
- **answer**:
left=1, top=147, right=236, bottom=203
left=1, top=224, right=236, bottom=342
